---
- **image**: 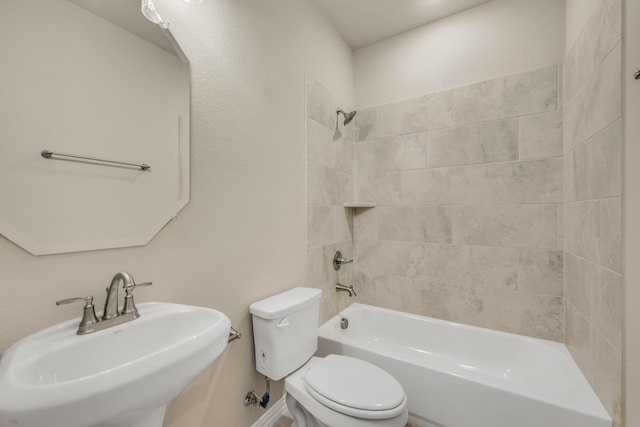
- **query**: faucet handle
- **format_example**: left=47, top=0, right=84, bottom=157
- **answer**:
left=124, top=281, right=153, bottom=290
left=122, top=281, right=153, bottom=317
left=56, top=296, right=99, bottom=335
left=333, top=251, right=354, bottom=271
left=56, top=296, right=94, bottom=307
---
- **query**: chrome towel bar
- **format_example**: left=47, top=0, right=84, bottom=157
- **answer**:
left=228, top=326, right=241, bottom=343
left=41, top=150, right=151, bottom=171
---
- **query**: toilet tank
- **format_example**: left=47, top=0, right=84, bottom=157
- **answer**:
left=249, top=287, right=321, bottom=381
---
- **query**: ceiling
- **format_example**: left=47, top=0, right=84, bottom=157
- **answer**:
left=309, top=0, right=495, bottom=49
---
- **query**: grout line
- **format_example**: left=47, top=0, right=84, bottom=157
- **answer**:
left=352, top=154, right=564, bottom=174
left=564, top=250, right=622, bottom=277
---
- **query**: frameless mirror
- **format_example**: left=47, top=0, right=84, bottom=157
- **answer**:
left=0, top=0, right=190, bottom=255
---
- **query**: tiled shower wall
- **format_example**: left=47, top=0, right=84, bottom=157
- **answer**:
left=563, top=0, right=623, bottom=424
left=305, top=78, right=356, bottom=322
left=351, top=65, right=565, bottom=341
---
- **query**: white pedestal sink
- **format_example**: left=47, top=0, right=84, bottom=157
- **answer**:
left=0, top=302, right=231, bottom=427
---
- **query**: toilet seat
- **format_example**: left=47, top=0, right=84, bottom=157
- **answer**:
left=304, top=354, right=406, bottom=419
left=285, top=356, right=408, bottom=427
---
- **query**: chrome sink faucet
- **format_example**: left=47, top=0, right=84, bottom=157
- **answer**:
left=56, top=272, right=152, bottom=335
left=103, top=272, right=134, bottom=320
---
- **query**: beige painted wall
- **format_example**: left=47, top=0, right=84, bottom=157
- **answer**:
left=0, top=0, right=353, bottom=425
left=624, top=1, right=640, bottom=426
left=0, top=0, right=190, bottom=256
left=565, top=0, right=600, bottom=53
left=353, top=0, right=565, bottom=108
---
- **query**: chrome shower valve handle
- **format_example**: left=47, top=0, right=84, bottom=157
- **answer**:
left=333, top=250, right=353, bottom=270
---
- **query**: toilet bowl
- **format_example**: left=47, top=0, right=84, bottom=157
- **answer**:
left=285, top=356, right=408, bottom=427
left=249, top=288, right=408, bottom=427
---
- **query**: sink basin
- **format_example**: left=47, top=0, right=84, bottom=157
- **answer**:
left=0, top=302, right=231, bottom=427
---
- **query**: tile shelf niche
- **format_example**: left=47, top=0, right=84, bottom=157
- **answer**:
left=343, top=203, right=376, bottom=208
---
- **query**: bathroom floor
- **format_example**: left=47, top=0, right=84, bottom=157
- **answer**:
left=271, top=416, right=417, bottom=427
left=272, top=416, right=292, bottom=427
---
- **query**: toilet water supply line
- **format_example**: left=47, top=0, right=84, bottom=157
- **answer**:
left=244, top=377, right=271, bottom=409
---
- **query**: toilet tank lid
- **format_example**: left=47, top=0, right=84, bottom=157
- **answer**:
left=250, top=287, right=321, bottom=319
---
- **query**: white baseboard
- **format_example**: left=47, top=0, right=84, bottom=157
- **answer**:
left=251, top=395, right=288, bottom=427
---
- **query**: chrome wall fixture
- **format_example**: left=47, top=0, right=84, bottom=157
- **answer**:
left=336, top=109, right=357, bottom=126
left=333, top=250, right=353, bottom=270
left=41, top=150, right=151, bottom=171
left=228, top=326, right=242, bottom=343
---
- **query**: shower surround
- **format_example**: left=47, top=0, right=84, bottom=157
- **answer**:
left=305, top=77, right=356, bottom=322
left=305, top=0, right=622, bottom=419
left=352, top=65, right=564, bottom=342
left=563, top=0, right=623, bottom=424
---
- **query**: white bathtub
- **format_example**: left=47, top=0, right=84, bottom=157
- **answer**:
left=316, top=303, right=611, bottom=427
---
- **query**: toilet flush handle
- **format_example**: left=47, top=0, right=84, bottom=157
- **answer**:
left=276, top=318, right=290, bottom=328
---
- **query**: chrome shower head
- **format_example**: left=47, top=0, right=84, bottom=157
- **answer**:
left=337, top=109, right=357, bottom=126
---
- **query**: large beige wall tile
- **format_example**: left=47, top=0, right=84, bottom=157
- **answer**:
left=485, top=158, right=563, bottom=204
left=377, top=207, right=414, bottom=242
left=518, top=249, right=563, bottom=296
left=353, top=207, right=378, bottom=242
left=400, top=166, right=485, bottom=206
left=564, top=253, right=596, bottom=317
left=453, top=204, right=557, bottom=249
left=378, top=207, right=453, bottom=244
left=563, top=41, right=582, bottom=104
left=412, top=207, right=453, bottom=244
left=590, top=327, right=622, bottom=426
left=352, top=271, right=405, bottom=311
left=307, top=205, right=353, bottom=247
left=453, top=78, right=509, bottom=125
left=399, top=170, right=429, bottom=205
left=563, top=89, right=586, bottom=150
left=598, top=197, right=622, bottom=273
left=563, top=152, right=576, bottom=202
left=468, top=245, right=518, bottom=291
left=354, top=107, right=378, bottom=141
left=504, top=65, right=558, bottom=116
left=564, top=200, right=600, bottom=263
left=356, top=133, right=427, bottom=174
left=426, top=90, right=455, bottom=130
left=581, top=0, right=622, bottom=79
left=566, top=302, right=593, bottom=375
left=573, top=121, right=622, bottom=201
left=307, top=118, right=335, bottom=169
left=420, top=244, right=474, bottom=290
left=557, top=206, right=564, bottom=249
left=378, top=95, right=429, bottom=137
left=519, top=110, right=563, bottom=159
left=482, top=288, right=564, bottom=341
left=307, top=241, right=353, bottom=288
left=307, top=118, right=353, bottom=173
left=401, top=280, right=484, bottom=326
left=355, top=240, right=427, bottom=279
left=583, top=43, right=622, bottom=140
left=593, top=267, right=622, bottom=352
left=307, top=161, right=352, bottom=205
left=426, top=119, right=518, bottom=168
left=354, top=172, right=401, bottom=205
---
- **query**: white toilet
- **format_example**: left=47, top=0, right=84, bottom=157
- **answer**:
left=250, top=288, right=408, bottom=427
